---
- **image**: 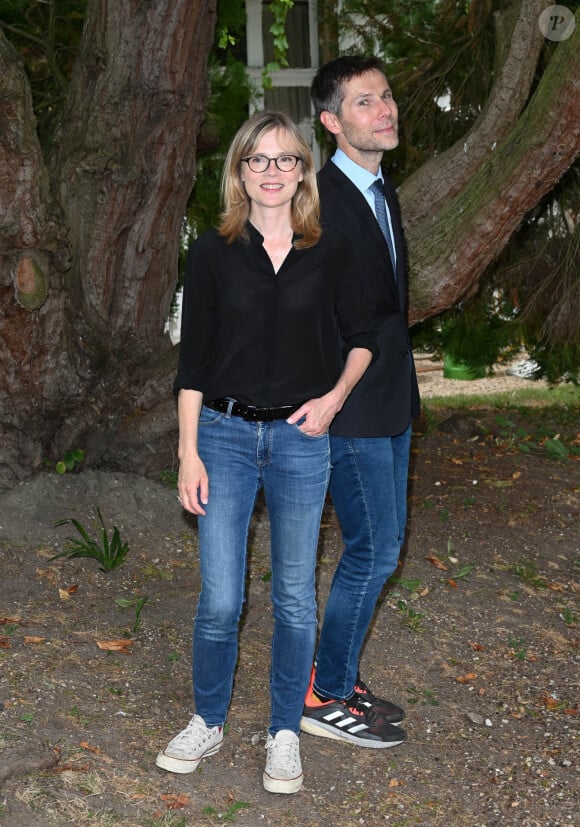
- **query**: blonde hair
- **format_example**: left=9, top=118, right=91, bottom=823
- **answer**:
left=218, top=111, right=321, bottom=249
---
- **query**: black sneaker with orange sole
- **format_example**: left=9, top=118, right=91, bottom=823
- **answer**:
left=353, top=674, right=405, bottom=725
left=300, top=693, right=406, bottom=748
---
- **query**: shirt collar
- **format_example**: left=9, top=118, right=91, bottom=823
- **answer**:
left=331, top=148, right=384, bottom=197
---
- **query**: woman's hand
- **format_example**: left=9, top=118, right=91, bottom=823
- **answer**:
left=177, top=454, right=209, bottom=515
left=286, top=390, right=341, bottom=436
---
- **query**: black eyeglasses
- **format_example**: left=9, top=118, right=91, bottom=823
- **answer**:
left=242, top=154, right=302, bottom=173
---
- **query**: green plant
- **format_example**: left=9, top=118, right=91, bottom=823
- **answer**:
left=510, top=560, right=547, bottom=590
left=158, top=469, right=178, bottom=488
left=389, top=576, right=423, bottom=594
left=396, top=599, right=423, bottom=632
left=508, top=636, right=528, bottom=661
left=115, top=595, right=149, bottom=633
left=560, top=606, right=577, bottom=625
left=202, top=801, right=251, bottom=822
left=55, top=448, right=85, bottom=475
left=51, top=508, right=129, bottom=572
left=406, top=685, right=439, bottom=706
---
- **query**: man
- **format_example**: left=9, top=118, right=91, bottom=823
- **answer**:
left=300, top=56, right=420, bottom=748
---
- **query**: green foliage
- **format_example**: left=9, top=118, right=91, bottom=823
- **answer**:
left=202, top=801, right=251, bottom=822
left=412, top=286, right=522, bottom=374
left=509, top=560, right=547, bottom=590
left=262, top=0, right=294, bottom=87
left=396, top=599, right=423, bottom=632
left=184, top=56, right=253, bottom=249
left=51, top=507, right=129, bottom=572
left=55, top=448, right=85, bottom=475
left=0, top=0, right=85, bottom=147
left=115, top=595, right=149, bottom=633
left=158, top=469, right=178, bottom=488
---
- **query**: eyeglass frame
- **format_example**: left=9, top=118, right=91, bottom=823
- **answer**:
left=241, top=154, right=303, bottom=173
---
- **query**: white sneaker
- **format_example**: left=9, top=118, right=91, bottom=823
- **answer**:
left=263, top=730, right=303, bottom=794
left=156, top=714, right=223, bottom=774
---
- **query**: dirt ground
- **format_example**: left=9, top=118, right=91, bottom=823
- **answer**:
left=0, top=363, right=578, bottom=827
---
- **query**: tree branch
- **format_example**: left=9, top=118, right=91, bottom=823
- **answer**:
left=400, top=0, right=546, bottom=225
left=407, top=10, right=580, bottom=322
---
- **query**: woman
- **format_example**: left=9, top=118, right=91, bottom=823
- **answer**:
left=156, top=111, right=376, bottom=794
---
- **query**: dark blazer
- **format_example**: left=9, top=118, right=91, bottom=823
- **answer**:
left=318, top=159, right=420, bottom=437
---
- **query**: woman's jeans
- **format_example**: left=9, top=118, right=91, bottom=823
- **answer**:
left=193, top=405, right=330, bottom=735
left=314, top=424, right=412, bottom=701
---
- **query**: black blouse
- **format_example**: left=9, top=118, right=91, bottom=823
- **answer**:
left=174, top=222, right=377, bottom=407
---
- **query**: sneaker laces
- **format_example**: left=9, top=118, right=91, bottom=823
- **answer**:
left=354, top=675, right=377, bottom=701
left=266, top=732, right=300, bottom=774
left=173, top=715, right=216, bottom=748
left=345, top=694, right=384, bottom=726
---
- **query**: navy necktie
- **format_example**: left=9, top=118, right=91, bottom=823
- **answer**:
left=370, top=179, right=396, bottom=273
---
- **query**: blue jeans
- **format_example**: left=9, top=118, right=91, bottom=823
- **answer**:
left=192, top=405, right=330, bottom=734
left=314, top=424, right=412, bottom=701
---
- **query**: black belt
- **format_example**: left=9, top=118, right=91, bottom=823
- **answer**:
left=205, top=398, right=302, bottom=422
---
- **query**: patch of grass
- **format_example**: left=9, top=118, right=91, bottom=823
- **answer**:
left=423, top=384, right=578, bottom=410
left=68, top=705, right=90, bottom=724
left=142, top=563, right=173, bottom=580
left=406, top=685, right=439, bottom=706
left=510, top=560, right=547, bottom=589
left=389, top=575, right=424, bottom=594
left=439, top=507, right=450, bottom=523
left=508, top=636, right=528, bottom=661
left=560, top=606, right=577, bottom=626
left=145, top=816, right=188, bottom=827
left=202, top=800, right=251, bottom=822
left=51, top=507, right=129, bottom=572
left=159, top=469, right=178, bottom=488
left=396, top=599, right=423, bottom=632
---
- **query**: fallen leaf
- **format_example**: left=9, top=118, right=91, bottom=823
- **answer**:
left=450, top=457, right=463, bottom=465
left=456, top=672, right=478, bottom=683
left=388, top=778, right=405, bottom=787
left=96, top=639, right=133, bottom=653
left=547, top=582, right=565, bottom=591
left=512, top=471, right=521, bottom=479
left=469, top=641, right=485, bottom=651
left=80, top=741, right=102, bottom=754
left=0, top=637, right=12, bottom=649
left=447, top=578, right=458, bottom=588
left=427, top=554, right=448, bottom=571
left=161, top=794, right=191, bottom=809
left=66, top=584, right=79, bottom=594
left=0, top=616, right=21, bottom=624
left=24, top=636, right=45, bottom=644
left=58, top=588, right=71, bottom=600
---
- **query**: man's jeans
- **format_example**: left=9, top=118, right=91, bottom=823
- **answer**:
left=193, top=405, right=330, bottom=734
left=314, top=424, right=412, bottom=701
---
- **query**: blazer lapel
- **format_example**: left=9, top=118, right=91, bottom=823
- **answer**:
left=321, top=162, right=400, bottom=302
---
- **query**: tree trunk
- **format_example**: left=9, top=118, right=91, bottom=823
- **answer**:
left=0, top=0, right=217, bottom=489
